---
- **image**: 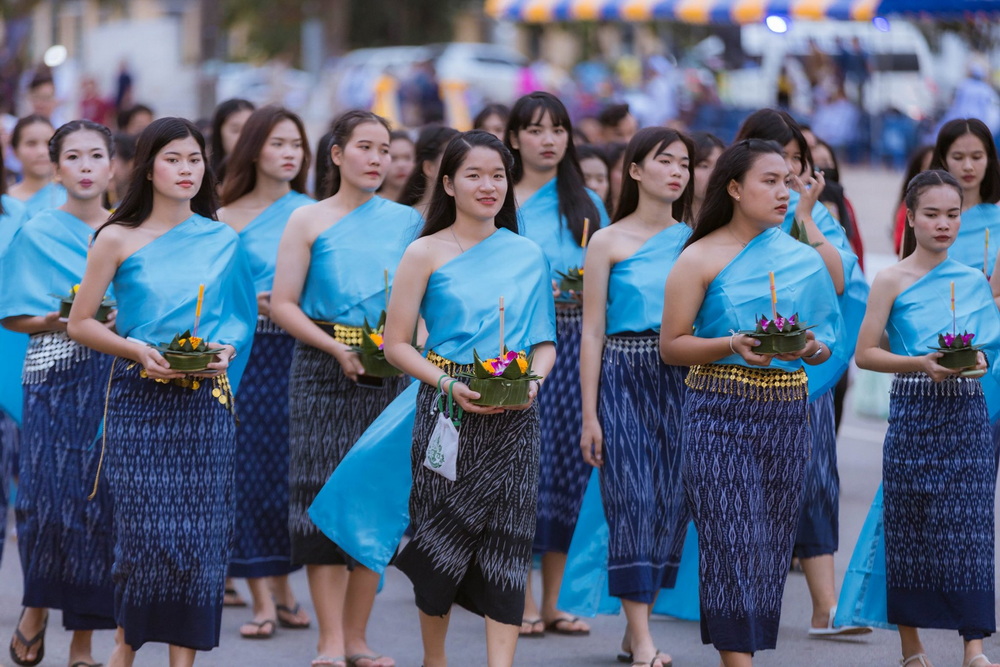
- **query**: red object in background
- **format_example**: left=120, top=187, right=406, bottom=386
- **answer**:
left=892, top=202, right=906, bottom=257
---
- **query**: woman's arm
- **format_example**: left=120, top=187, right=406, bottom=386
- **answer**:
left=659, top=250, right=773, bottom=367
left=2, top=312, right=66, bottom=334
left=578, top=229, right=612, bottom=467
left=792, top=170, right=845, bottom=294
left=67, top=229, right=183, bottom=380
left=270, top=210, right=363, bottom=380
left=855, top=271, right=955, bottom=380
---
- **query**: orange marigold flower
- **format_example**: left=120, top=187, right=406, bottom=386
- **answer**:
left=189, top=337, right=203, bottom=348
left=516, top=357, right=528, bottom=373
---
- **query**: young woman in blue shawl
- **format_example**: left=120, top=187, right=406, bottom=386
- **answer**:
left=67, top=117, right=256, bottom=664
left=2, top=120, right=117, bottom=667
left=505, top=91, right=607, bottom=638
left=929, top=118, right=1000, bottom=277
left=7, top=115, right=67, bottom=217
left=661, top=139, right=842, bottom=666
left=217, top=106, right=314, bottom=639
left=577, top=127, right=695, bottom=667
left=270, top=110, right=421, bottom=667
left=383, top=129, right=556, bottom=667
left=853, top=170, right=1000, bottom=667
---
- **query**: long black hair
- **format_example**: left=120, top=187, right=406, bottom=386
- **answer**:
left=685, top=139, right=785, bottom=248
left=98, top=117, right=216, bottom=235
left=220, top=105, right=311, bottom=206
left=691, top=131, right=726, bottom=166
left=398, top=124, right=459, bottom=206
left=321, top=109, right=391, bottom=199
left=900, top=169, right=963, bottom=259
left=930, top=118, right=1000, bottom=205
left=734, top=108, right=811, bottom=177
left=48, top=120, right=114, bottom=163
left=419, top=130, right=517, bottom=239
left=209, top=98, right=254, bottom=182
left=505, top=92, right=599, bottom=245
left=613, top=127, right=694, bottom=224
left=11, top=114, right=53, bottom=149
left=473, top=103, right=509, bottom=131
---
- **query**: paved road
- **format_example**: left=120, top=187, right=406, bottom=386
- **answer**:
left=3, top=167, right=999, bottom=666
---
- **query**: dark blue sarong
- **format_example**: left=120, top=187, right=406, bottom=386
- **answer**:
left=105, top=361, right=237, bottom=651
left=598, top=333, right=688, bottom=603
left=683, top=364, right=810, bottom=654
left=16, top=332, right=115, bottom=630
left=793, top=389, right=839, bottom=558
left=883, top=373, right=995, bottom=639
left=228, top=320, right=299, bottom=579
left=534, top=307, right=590, bottom=554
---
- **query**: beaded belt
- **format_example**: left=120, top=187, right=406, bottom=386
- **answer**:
left=686, top=364, right=808, bottom=401
left=311, top=320, right=364, bottom=347
left=426, top=350, right=473, bottom=377
left=892, top=371, right=984, bottom=397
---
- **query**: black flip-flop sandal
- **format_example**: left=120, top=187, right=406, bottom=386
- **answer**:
left=544, top=616, right=590, bottom=636
left=239, top=618, right=276, bottom=640
left=9, top=610, right=47, bottom=667
left=275, top=602, right=311, bottom=629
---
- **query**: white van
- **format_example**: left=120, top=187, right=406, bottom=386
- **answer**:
left=724, top=19, right=937, bottom=119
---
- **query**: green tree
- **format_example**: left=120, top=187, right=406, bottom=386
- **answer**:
left=221, top=0, right=465, bottom=62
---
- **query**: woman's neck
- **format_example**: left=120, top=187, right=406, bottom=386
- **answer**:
left=17, top=174, right=51, bottom=196
left=910, top=243, right=949, bottom=271
left=60, top=195, right=108, bottom=229
left=329, top=183, right=375, bottom=212
left=633, top=196, right=677, bottom=231
left=516, top=164, right=556, bottom=198
left=452, top=212, right=497, bottom=244
left=727, top=210, right=770, bottom=245
left=379, top=183, right=402, bottom=203
left=250, top=173, right=291, bottom=206
left=963, top=186, right=982, bottom=211
left=150, top=193, right=196, bottom=227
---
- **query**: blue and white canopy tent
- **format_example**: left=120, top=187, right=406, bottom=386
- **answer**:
left=486, top=0, right=1000, bottom=23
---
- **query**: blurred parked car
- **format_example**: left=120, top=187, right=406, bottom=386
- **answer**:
left=327, top=42, right=526, bottom=119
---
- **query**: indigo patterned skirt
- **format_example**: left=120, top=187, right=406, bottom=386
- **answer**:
left=287, top=342, right=407, bottom=565
left=229, top=319, right=298, bottom=578
left=17, top=332, right=115, bottom=630
left=104, top=361, right=237, bottom=650
left=682, top=364, right=810, bottom=653
left=0, top=410, right=17, bottom=565
left=534, top=306, right=590, bottom=553
left=397, top=380, right=539, bottom=626
left=793, top=389, right=839, bottom=558
left=598, top=333, right=689, bottom=603
left=883, top=373, right=995, bottom=638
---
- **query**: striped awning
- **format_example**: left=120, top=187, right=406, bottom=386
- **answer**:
left=484, top=0, right=1000, bottom=23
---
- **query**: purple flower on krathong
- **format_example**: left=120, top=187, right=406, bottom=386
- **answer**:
left=943, top=333, right=956, bottom=347
left=759, top=317, right=770, bottom=330
left=788, top=314, right=797, bottom=326
left=962, top=332, right=976, bottom=345
left=774, top=316, right=786, bottom=330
